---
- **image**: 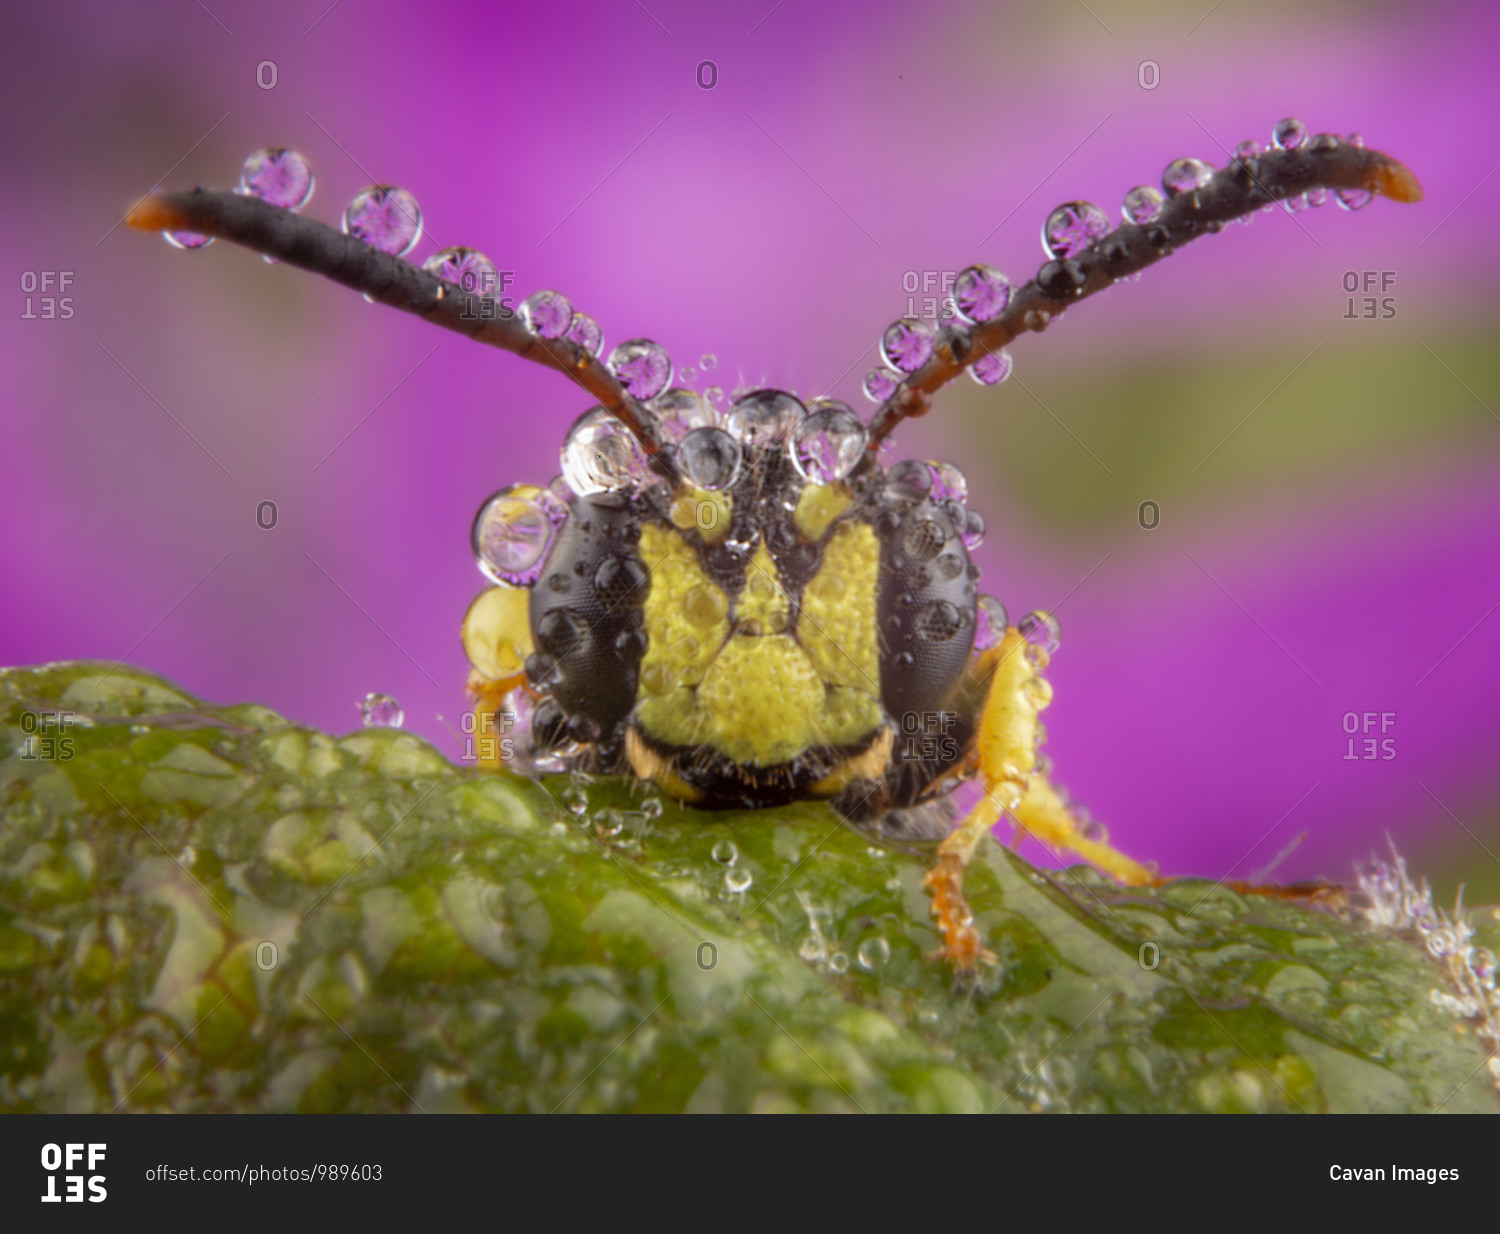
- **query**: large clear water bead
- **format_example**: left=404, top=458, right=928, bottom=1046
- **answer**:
left=1121, top=185, right=1165, bottom=225
left=560, top=406, right=651, bottom=495
left=606, top=339, right=672, bottom=400
left=970, top=349, right=1013, bottom=386
left=422, top=247, right=499, bottom=297
left=520, top=290, right=573, bottom=339
left=565, top=312, right=603, bottom=356
left=1042, top=201, right=1109, bottom=259
left=952, top=264, right=1012, bottom=323
left=725, top=389, right=805, bottom=452
left=1272, top=117, right=1307, bottom=150
left=927, top=461, right=967, bottom=504
left=880, top=318, right=936, bottom=373
left=239, top=147, right=314, bottom=211
left=649, top=388, right=716, bottom=444
left=1162, top=158, right=1215, bottom=196
left=862, top=367, right=901, bottom=403
left=471, top=484, right=567, bottom=586
left=1017, top=610, right=1061, bottom=654
left=792, top=406, right=866, bottom=484
left=677, top=425, right=742, bottom=490
left=342, top=185, right=423, bottom=256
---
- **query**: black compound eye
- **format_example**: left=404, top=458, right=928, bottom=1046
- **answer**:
left=592, top=554, right=648, bottom=608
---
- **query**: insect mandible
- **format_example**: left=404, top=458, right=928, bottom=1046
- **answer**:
left=127, top=120, right=1421, bottom=968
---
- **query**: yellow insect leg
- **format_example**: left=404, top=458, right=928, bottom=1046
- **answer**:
left=925, top=628, right=1154, bottom=968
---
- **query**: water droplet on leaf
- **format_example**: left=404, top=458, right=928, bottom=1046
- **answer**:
left=725, top=867, right=752, bottom=894
left=856, top=936, right=890, bottom=970
left=711, top=840, right=738, bottom=864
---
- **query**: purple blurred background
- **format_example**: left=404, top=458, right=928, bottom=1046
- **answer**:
left=3, top=0, right=1497, bottom=890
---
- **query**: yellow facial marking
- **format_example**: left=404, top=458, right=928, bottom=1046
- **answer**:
left=633, top=519, right=884, bottom=767
left=797, top=521, right=880, bottom=692
left=670, top=484, right=732, bottom=543
left=793, top=481, right=852, bottom=542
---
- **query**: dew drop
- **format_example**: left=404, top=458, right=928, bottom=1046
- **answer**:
left=1347, top=132, right=1365, bottom=149
left=164, top=230, right=213, bottom=250
left=856, top=936, right=890, bottom=970
left=560, top=406, right=651, bottom=495
left=342, top=185, right=423, bottom=256
left=606, top=338, right=672, bottom=400
left=360, top=692, right=404, bottom=728
left=520, top=290, right=573, bottom=338
left=650, top=388, right=716, bottom=444
left=1335, top=187, right=1374, bottom=212
left=1234, top=138, right=1263, bottom=159
left=1272, top=116, right=1307, bottom=150
left=1121, top=185, right=1165, bottom=226
left=239, top=147, right=314, bottom=211
left=677, top=426, right=743, bottom=490
left=725, top=867, right=752, bottom=894
left=711, top=839, right=738, bottom=864
left=1162, top=158, right=1215, bottom=196
left=703, top=385, right=725, bottom=408
left=1283, top=193, right=1309, bottom=214
left=1307, top=132, right=1340, bottom=152
left=791, top=406, right=866, bottom=484
left=725, top=389, right=805, bottom=451
left=1305, top=187, right=1329, bottom=208
left=885, top=458, right=932, bottom=500
left=640, top=796, right=664, bottom=819
left=880, top=318, right=936, bottom=373
left=471, top=484, right=568, bottom=586
left=565, top=312, right=604, bottom=356
left=961, top=508, right=985, bottom=550
left=678, top=365, right=698, bottom=385
left=1042, top=201, right=1109, bottom=259
left=974, top=595, right=1009, bottom=650
left=700, top=353, right=718, bottom=370
left=862, top=367, right=901, bottom=403
left=422, top=247, right=498, bottom=297
left=928, top=461, right=967, bottom=504
left=829, top=952, right=850, bottom=974
left=1017, top=610, right=1061, bottom=654
left=952, top=264, right=1012, bottom=323
left=970, top=349, right=1013, bottom=386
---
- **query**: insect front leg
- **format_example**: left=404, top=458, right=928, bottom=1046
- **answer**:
left=927, top=628, right=1155, bottom=969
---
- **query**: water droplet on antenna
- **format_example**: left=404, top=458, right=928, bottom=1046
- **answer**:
left=856, top=936, right=890, bottom=970
left=952, top=264, right=1011, bottom=323
left=520, top=290, right=573, bottom=339
left=1122, top=185, right=1165, bottom=226
left=1042, top=201, right=1109, bottom=259
left=1272, top=117, right=1307, bottom=150
left=342, top=185, right=423, bottom=256
left=880, top=318, right=936, bottom=373
left=862, top=368, right=901, bottom=403
left=565, top=312, right=603, bottom=356
left=725, top=389, right=804, bottom=451
left=238, top=147, right=314, bottom=211
left=422, top=247, right=498, bottom=297
left=607, top=339, right=672, bottom=400
left=1162, top=158, right=1215, bottom=196
left=970, top=349, right=1013, bottom=386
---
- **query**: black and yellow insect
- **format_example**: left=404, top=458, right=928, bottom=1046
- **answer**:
left=128, top=121, right=1421, bottom=966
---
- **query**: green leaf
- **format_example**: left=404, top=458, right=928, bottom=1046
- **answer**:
left=1, top=662, right=1494, bottom=1113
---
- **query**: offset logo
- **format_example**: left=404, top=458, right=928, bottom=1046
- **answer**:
left=40, top=1143, right=106, bottom=1203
